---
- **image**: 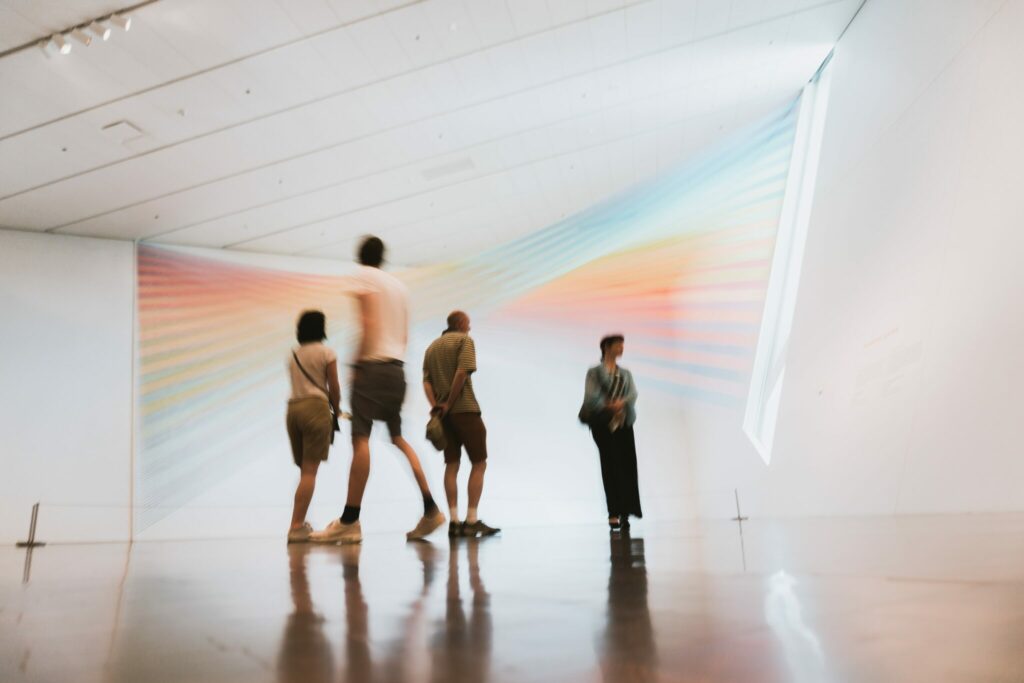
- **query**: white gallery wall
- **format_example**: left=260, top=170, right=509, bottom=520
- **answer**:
left=0, top=230, right=134, bottom=543
left=693, top=0, right=1024, bottom=517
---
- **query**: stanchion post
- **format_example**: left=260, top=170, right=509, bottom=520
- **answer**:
left=731, top=489, right=749, bottom=523
left=16, top=502, right=47, bottom=548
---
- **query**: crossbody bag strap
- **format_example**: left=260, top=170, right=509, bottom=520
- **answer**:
left=292, top=351, right=331, bottom=403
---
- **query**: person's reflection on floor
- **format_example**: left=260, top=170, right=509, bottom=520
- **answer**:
left=278, top=545, right=335, bottom=683
left=339, top=543, right=371, bottom=682
left=600, top=530, right=657, bottom=683
left=376, top=541, right=438, bottom=683
left=336, top=540, right=439, bottom=683
left=430, top=537, right=493, bottom=683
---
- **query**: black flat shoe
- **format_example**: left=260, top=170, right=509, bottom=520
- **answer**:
left=608, top=517, right=622, bottom=530
left=463, top=520, right=501, bottom=537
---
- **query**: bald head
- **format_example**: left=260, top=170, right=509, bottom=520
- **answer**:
left=446, top=310, right=470, bottom=333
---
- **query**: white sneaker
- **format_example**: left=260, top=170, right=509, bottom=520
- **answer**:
left=406, top=509, right=446, bottom=541
left=310, top=518, right=362, bottom=544
left=287, top=522, right=314, bottom=544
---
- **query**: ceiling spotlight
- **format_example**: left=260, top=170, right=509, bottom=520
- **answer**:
left=110, top=14, right=132, bottom=31
left=53, top=33, right=72, bottom=54
left=70, top=28, right=92, bottom=46
left=89, top=21, right=112, bottom=41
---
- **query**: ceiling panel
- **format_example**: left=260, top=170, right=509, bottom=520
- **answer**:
left=0, top=0, right=421, bottom=137
left=0, top=0, right=863, bottom=264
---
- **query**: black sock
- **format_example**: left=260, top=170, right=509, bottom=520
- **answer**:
left=340, top=505, right=360, bottom=524
left=423, top=494, right=438, bottom=516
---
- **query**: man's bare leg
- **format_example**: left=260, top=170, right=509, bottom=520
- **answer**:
left=444, top=461, right=460, bottom=521
left=467, top=461, right=486, bottom=513
left=394, top=435, right=446, bottom=539
left=347, top=435, right=371, bottom=506
left=392, top=436, right=433, bottom=497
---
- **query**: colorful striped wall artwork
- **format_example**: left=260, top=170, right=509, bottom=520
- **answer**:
left=135, top=103, right=798, bottom=532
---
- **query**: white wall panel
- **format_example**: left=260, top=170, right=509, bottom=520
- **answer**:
left=0, top=230, right=134, bottom=543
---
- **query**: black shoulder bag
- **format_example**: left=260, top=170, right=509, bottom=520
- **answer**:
left=578, top=371, right=610, bottom=426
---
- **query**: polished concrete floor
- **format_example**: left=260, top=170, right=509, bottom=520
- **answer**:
left=3, top=515, right=1024, bottom=683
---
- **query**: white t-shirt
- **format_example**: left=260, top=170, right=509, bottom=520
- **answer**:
left=349, top=265, right=409, bottom=361
left=288, top=343, right=337, bottom=400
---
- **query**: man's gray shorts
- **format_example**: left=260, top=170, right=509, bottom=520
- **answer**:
left=350, top=360, right=405, bottom=439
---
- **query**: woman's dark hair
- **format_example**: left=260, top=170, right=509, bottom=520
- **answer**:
left=600, top=334, right=625, bottom=358
left=296, top=310, right=327, bottom=344
left=357, top=236, right=385, bottom=267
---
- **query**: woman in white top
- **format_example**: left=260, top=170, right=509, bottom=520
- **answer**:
left=287, top=310, right=341, bottom=543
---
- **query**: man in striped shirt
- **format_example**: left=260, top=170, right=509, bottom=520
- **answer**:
left=422, top=311, right=499, bottom=537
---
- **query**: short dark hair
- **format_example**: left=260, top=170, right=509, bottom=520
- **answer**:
left=600, top=334, right=624, bottom=358
left=296, top=310, right=327, bottom=344
left=446, top=310, right=468, bottom=332
left=357, top=236, right=385, bottom=267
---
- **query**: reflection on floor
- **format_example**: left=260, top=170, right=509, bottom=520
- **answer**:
left=3, top=515, right=1024, bottom=682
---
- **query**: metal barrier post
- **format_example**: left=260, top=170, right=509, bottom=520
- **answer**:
left=731, top=489, right=749, bottom=523
left=16, top=502, right=46, bottom=548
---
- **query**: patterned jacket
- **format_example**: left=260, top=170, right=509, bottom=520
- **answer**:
left=582, top=364, right=638, bottom=427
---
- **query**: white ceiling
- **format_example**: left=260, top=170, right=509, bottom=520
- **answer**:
left=0, top=0, right=861, bottom=265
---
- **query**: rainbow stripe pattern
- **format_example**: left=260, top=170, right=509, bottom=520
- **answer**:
left=136, top=103, right=798, bottom=531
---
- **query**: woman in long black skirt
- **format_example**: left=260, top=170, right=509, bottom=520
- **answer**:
left=581, top=334, right=642, bottom=530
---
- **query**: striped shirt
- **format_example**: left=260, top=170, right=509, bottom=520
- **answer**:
left=608, top=370, right=626, bottom=401
left=422, top=332, right=480, bottom=414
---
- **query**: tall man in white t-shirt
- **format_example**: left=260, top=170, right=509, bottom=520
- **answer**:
left=311, top=236, right=446, bottom=544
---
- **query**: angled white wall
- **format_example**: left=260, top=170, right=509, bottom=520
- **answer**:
left=699, top=0, right=1024, bottom=517
left=0, top=230, right=134, bottom=543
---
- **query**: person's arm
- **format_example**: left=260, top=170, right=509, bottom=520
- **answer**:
left=445, top=369, right=469, bottom=409
left=584, top=368, right=606, bottom=414
left=355, top=292, right=375, bottom=361
left=440, top=336, right=475, bottom=415
left=423, top=353, right=438, bottom=410
left=432, top=370, right=467, bottom=417
left=423, top=381, right=437, bottom=409
left=326, top=360, right=342, bottom=415
left=623, top=370, right=638, bottom=406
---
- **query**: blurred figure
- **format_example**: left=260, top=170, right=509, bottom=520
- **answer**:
left=286, top=310, right=341, bottom=543
left=580, top=334, right=643, bottom=530
left=337, top=538, right=437, bottom=683
left=430, top=537, right=493, bottom=683
left=339, top=544, right=372, bottom=681
left=600, top=531, right=657, bottom=682
left=277, top=545, right=335, bottom=683
left=312, top=236, right=445, bottom=545
left=423, top=311, right=499, bottom=538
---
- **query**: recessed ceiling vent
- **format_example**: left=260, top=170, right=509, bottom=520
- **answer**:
left=101, top=120, right=145, bottom=143
left=420, top=157, right=476, bottom=181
